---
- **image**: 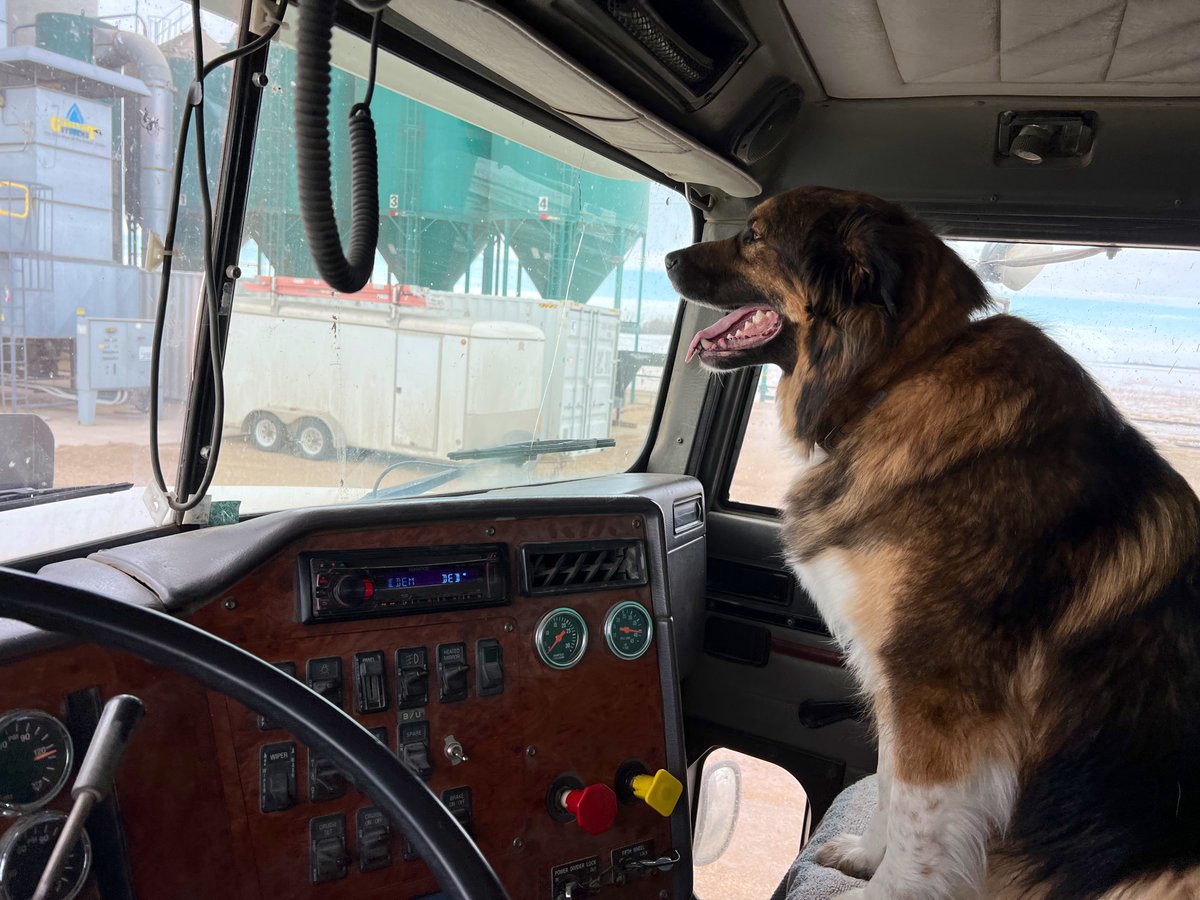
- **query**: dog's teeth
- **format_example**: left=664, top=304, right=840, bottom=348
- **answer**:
left=753, top=311, right=765, bottom=323
left=700, top=338, right=714, bottom=349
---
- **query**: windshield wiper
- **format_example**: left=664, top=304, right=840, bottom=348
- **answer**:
left=0, top=483, right=133, bottom=513
left=446, top=438, right=616, bottom=462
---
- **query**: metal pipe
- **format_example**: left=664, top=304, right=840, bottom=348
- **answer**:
left=92, top=27, right=174, bottom=244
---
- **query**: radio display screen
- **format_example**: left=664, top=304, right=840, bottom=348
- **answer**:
left=377, top=563, right=487, bottom=592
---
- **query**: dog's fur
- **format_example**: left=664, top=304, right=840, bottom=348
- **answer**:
left=666, top=187, right=1200, bottom=900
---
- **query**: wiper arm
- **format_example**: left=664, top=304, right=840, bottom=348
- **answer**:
left=447, top=437, right=616, bottom=462
left=0, top=483, right=133, bottom=513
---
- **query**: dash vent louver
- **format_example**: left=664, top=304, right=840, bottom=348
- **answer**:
left=520, top=541, right=648, bottom=596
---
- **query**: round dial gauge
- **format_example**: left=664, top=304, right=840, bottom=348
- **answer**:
left=534, top=607, right=589, bottom=669
left=0, top=711, right=72, bottom=814
left=0, top=810, right=91, bottom=900
left=604, top=601, right=654, bottom=660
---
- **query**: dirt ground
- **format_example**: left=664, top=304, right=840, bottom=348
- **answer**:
left=730, top=383, right=1200, bottom=509
left=693, top=749, right=810, bottom=900
left=44, top=397, right=659, bottom=496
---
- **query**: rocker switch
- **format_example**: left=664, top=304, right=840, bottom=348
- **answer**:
left=399, top=722, right=433, bottom=781
left=309, top=814, right=348, bottom=883
left=476, top=638, right=504, bottom=697
left=306, top=657, right=343, bottom=709
left=437, top=643, right=469, bottom=703
left=354, top=650, right=388, bottom=713
left=396, top=647, right=429, bottom=709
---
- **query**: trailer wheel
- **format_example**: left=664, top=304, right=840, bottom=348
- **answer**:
left=248, top=411, right=287, bottom=453
left=294, top=418, right=334, bottom=460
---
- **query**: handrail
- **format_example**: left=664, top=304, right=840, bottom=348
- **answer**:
left=0, top=181, right=30, bottom=220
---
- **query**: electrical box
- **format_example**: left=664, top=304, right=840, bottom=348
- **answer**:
left=76, top=317, right=153, bottom=392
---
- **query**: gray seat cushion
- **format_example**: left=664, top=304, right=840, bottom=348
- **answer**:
left=771, top=775, right=878, bottom=900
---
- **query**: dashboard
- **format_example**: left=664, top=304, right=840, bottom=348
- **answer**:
left=0, top=475, right=706, bottom=900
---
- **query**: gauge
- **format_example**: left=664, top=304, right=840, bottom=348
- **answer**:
left=603, top=601, right=654, bottom=660
left=0, top=810, right=91, bottom=900
left=0, top=711, right=72, bottom=815
left=534, top=607, right=588, bottom=669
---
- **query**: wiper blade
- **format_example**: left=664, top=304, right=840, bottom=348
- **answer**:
left=447, top=438, right=616, bottom=462
left=0, top=482, right=133, bottom=513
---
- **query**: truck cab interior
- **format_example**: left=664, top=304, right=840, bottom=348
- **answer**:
left=0, top=1, right=1198, bottom=898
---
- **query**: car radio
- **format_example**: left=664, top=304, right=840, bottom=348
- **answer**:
left=297, top=545, right=508, bottom=623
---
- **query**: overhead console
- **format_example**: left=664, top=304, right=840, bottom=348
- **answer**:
left=0, top=474, right=705, bottom=900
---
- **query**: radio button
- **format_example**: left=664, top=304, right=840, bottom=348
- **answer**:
left=397, top=647, right=429, bottom=709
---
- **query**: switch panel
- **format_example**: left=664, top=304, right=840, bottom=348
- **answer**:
left=258, top=662, right=297, bottom=730
left=356, top=807, right=392, bottom=872
left=399, top=721, right=433, bottom=781
left=260, top=742, right=296, bottom=812
left=368, top=726, right=389, bottom=748
left=308, top=752, right=345, bottom=802
left=441, top=787, right=473, bottom=834
left=354, top=650, right=389, bottom=713
left=396, top=647, right=429, bottom=709
left=309, top=814, right=348, bottom=884
left=306, top=657, right=343, bottom=709
left=437, top=642, right=469, bottom=703
left=476, top=638, right=504, bottom=697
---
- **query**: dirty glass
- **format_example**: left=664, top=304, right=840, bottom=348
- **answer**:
left=0, top=0, right=234, bottom=561
left=212, top=28, right=692, bottom=512
left=728, top=243, right=1200, bottom=509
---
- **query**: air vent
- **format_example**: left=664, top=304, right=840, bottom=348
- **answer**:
left=521, top=541, right=648, bottom=596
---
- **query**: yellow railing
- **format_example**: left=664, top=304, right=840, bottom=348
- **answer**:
left=0, top=181, right=30, bottom=220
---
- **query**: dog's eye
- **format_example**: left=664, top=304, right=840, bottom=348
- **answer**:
left=744, top=226, right=762, bottom=244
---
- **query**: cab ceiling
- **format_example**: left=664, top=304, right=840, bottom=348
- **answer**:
left=786, top=0, right=1200, bottom=98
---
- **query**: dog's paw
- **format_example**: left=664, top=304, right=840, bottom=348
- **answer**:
left=814, top=833, right=883, bottom=879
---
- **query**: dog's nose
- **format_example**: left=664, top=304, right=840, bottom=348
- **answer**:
left=664, top=250, right=681, bottom=270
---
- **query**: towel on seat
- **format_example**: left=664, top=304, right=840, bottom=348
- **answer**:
left=771, top=775, right=877, bottom=900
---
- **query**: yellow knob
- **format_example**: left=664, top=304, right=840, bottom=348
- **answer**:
left=631, top=769, right=683, bottom=817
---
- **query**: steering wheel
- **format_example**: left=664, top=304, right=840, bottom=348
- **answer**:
left=0, top=567, right=509, bottom=900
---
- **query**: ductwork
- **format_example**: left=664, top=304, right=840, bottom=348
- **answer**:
left=93, top=27, right=174, bottom=243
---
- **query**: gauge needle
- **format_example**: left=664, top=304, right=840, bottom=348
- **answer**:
left=32, top=749, right=57, bottom=761
left=548, top=629, right=566, bottom=652
left=618, top=627, right=643, bottom=634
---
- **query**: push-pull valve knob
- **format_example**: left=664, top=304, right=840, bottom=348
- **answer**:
left=560, top=784, right=617, bottom=836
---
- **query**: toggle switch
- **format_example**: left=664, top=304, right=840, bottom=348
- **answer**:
left=356, top=807, right=392, bottom=872
left=309, top=753, right=345, bottom=802
left=309, top=814, right=349, bottom=883
left=260, top=742, right=296, bottom=812
left=443, top=734, right=468, bottom=766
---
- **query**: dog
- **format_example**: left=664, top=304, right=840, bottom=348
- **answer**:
left=665, top=187, right=1200, bottom=900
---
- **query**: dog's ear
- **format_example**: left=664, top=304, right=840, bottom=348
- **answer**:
left=799, top=206, right=905, bottom=321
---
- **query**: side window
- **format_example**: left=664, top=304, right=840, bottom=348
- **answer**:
left=726, top=243, right=1200, bottom=508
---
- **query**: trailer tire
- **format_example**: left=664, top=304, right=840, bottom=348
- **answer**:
left=294, top=417, right=334, bottom=460
left=248, top=411, right=287, bottom=453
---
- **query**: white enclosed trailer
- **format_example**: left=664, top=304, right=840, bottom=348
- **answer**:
left=223, top=292, right=545, bottom=460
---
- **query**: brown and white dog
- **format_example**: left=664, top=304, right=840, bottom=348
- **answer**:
left=666, top=187, right=1200, bottom=900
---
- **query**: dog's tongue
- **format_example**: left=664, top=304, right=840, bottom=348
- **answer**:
left=686, top=306, right=760, bottom=363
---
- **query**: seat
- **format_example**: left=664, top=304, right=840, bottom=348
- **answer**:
left=771, top=775, right=877, bottom=900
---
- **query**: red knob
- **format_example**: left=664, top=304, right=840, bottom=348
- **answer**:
left=563, top=784, right=617, bottom=836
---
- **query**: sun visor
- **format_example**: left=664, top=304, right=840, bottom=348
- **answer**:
left=377, top=0, right=761, bottom=198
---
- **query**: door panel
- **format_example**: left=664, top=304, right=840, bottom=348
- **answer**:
left=684, top=510, right=878, bottom=821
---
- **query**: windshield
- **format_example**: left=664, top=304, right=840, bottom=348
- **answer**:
left=209, top=26, right=691, bottom=513
left=0, top=0, right=235, bottom=560
left=0, top=8, right=691, bottom=560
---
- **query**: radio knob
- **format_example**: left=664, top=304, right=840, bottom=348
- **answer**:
left=333, top=574, right=375, bottom=607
